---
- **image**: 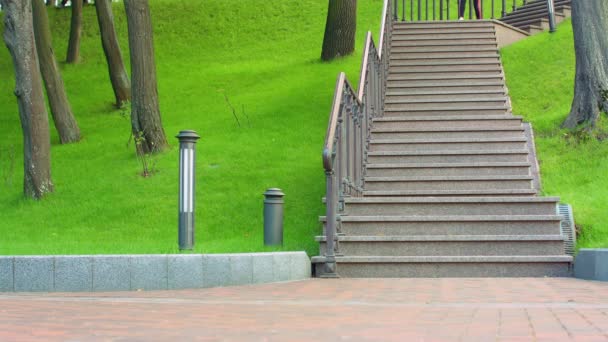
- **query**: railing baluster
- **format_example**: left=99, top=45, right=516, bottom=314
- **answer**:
left=512, top=0, right=516, bottom=12
left=492, top=0, right=495, bottom=19
left=547, top=0, right=556, bottom=32
left=440, top=0, right=443, bottom=19
left=418, top=0, right=421, bottom=20
left=469, top=0, right=473, bottom=19
left=433, top=0, right=436, bottom=20
left=480, top=0, right=483, bottom=19
left=447, top=0, right=450, bottom=20
left=410, top=0, right=413, bottom=21
left=394, top=0, right=398, bottom=20
left=502, top=0, right=506, bottom=17
left=426, top=0, right=429, bottom=20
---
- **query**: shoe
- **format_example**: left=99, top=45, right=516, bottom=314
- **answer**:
left=458, top=17, right=464, bottom=21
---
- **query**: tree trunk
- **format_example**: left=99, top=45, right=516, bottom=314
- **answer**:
left=66, top=0, right=82, bottom=63
left=124, top=0, right=168, bottom=154
left=321, top=0, right=357, bottom=61
left=1, top=0, right=54, bottom=199
left=95, top=0, right=131, bottom=108
left=33, top=0, right=81, bottom=144
left=561, top=1, right=608, bottom=129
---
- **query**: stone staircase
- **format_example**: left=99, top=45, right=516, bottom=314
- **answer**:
left=313, top=20, right=572, bottom=277
left=500, top=0, right=571, bottom=34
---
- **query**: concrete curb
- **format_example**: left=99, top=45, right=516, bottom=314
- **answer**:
left=0, top=252, right=311, bottom=292
left=574, top=249, right=608, bottom=281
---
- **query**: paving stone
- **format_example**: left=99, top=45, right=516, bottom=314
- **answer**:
left=252, top=253, right=274, bottom=284
left=0, top=257, right=13, bottom=292
left=289, top=252, right=311, bottom=280
left=14, top=257, right=53, bottom=292
left=130, top=255, right=168, bottom=290
left=202, top=254, right=230, bottom=288
left=93, top=256, right=130, bottom=291
left=229, top=254, right=253, bottom=286
left=168, top=255, right=204, bottom=290
left=273, top=253, right=291, bottom=282
left=54, top=256, right=93, bottom=292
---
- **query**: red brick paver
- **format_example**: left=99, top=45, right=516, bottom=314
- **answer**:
left=1, top=278, right=608, bottom=341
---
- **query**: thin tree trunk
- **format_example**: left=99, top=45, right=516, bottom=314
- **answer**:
left=1, top=0, right=54, bottom=199
left=562, top=1, right=608, bottom=129
left=321, top=0, right=357, bottom=61
left=33, top=0, right=81, bottom=143
left=95, top=0, right=131, bottom=107
left=66, top=0, right=82, bottom=63
left=124, top=0, right=168, bottom=154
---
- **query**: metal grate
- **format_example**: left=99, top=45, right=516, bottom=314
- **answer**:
left=558, top=203, right=575, bottom=256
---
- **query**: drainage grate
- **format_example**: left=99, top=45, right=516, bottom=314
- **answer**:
left=558, top=203, right=576, bottom=256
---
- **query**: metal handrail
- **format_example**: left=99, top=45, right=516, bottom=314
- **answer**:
left=392, top=0, right=561, bottom=22
left=321, top=0, right=393, bottom=275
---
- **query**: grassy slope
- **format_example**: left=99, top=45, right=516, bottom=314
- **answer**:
left=501, top=19, right=608, bottom=249
left=0, top=0, right=384, bottom=255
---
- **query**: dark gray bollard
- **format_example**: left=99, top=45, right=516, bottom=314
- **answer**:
left=177, top=130, right=200, bottom=250
left=264, top=188, right=284, bottom=246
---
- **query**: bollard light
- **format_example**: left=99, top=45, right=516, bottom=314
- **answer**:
left=263, top=188, right=284, bottom=246
left=177, top=130, right=200, bottom=250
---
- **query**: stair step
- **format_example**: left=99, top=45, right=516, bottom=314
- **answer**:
left=387, top=78, right=504, bottom=88
left=390, top=57, right=501, bottom=66
left=312, top=256, right=572, bottom=278
left=388, top=84, right=506, bottom=93
left=372, top=116, right=522, bottom=130
left=369, top=138, right=526, bottom=152
left=386, top=89, right=505, bottom=96
left=391, top=28, right=495, bottom=35
left=501, top=0, right=570, bottom=15
left=392, top=39, right=497, bottom=46
left=320, top=215, right=562, bottom=236
left=371, top=127, right=523, bottom=139
left=385, top=96, right=507, bottom=104
left=317, top=235, right=565, bottom=256
left=341, top=196, right=558, bottom=216
left=391, top=51, right=500, bottom=59
left=502, top=6, right=567, bottom=23
left=366, top=162, right=530, bottom=177
left=383, top=108, right=510, bottom=116
left=391, top=45, right=498, bottom=53
left=394, top=21, right=494, bottom=29
left=364, top=175, right=533, bottom=191
left=389, top=64, right=502, bottom=73
left=363, top=189, right=537, bottom=196
left=366, top=148, right=530, bottom=164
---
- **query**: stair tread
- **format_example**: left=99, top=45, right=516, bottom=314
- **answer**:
left=312, top=255, right=573, bottom=263
left=319, top=215, right=562, bottom=222
left=373, top=115, right=520, bottom=121
left=386, top=90, right=505, bottom=96
left=363, top=189, right=538, bottom=196
left=385, top=97, right=507, bottom=103
left=370, top=137, right=526, bottom=144
left=344, top=196, right=558, bottom=204
left=387, top=74, right=503, bottom=81
left=366, top=162, right=531, bottom=168
left=372, top=127, right=523, bottom=132
left=368, top=149, right=528, bottom=156
left=365, top=175, right=534, bottom=181
left=316, top=235, right=564, bottom=242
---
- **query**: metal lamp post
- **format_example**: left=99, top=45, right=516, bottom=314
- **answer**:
left=177, top=130, right=200, bottom=250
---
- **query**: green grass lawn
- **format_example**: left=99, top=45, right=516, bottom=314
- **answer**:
left=0, top=0, right=384, bottom=255
left=501, top=19, right=608, bottom=249
left=0, top=2, right=604, bottom=256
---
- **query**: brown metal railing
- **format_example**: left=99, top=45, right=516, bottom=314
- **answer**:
left=393, top=0, right=555, bottom=22
left=320, top=0, right=393, bottom=276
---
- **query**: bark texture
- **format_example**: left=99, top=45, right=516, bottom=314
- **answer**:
left=2, top=0, right=54, bottom=199
left=321, top=0, right=357, bottom=61
left=95, top=0, right=131, bottom=107
left=33, top=0, right=81, bottom=143
left=124, top=0, right=168, bottom=154
left=562, top=0, right=608, bottom=129
left=66, top=0, right=82, bottom=63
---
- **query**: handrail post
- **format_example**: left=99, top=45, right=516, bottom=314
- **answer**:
left=322, top=170, right=338, bottom=278
left=547, top=0, right=556, bottom=33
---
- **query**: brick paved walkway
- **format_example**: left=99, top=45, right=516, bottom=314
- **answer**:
left=1, top=278, right=608, bottom=341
